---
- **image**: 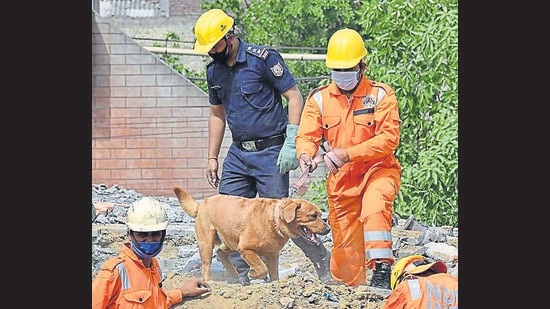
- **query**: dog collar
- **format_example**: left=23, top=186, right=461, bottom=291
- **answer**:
left=273, top=200, right=286, bottom=238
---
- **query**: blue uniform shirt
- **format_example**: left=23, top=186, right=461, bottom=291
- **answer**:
left=206, top=38, right=296, bottom=141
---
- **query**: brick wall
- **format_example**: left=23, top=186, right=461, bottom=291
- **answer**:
left=92, top=0, right=205, bottom=17
left=91, top=11, right=327, bottom=199
left=169, top=0, right=204, bottom=16
left=92, top=12, right=229, bottom=199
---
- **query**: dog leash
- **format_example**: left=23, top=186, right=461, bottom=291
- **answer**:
left=289, top=142, right=344, bottom=198
left=289, top=156, right=323, bottom=198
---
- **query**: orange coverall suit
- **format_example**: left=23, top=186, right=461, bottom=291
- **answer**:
left=296, top=76, right=401, bottom=286
left=381, top=273, right=459, bottom=308
left=92, top=243, right=183, bottom=309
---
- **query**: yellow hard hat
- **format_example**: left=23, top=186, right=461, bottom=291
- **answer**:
left=126, top=197, right=168, bottom=232
left=193, top=9, right=234, bottom=54
left=390, top=255, right=448, bottom=289
left=325, top=28, right=367, bottom=69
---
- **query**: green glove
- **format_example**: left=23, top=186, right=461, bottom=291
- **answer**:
left=277, top=124, right=300, bottom=174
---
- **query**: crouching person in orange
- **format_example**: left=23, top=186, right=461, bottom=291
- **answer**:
left=382, top=255, right=458, bottom=308
left=92, top=197, right=211, bottom=308
left=295, top=28, right=401, bottom=289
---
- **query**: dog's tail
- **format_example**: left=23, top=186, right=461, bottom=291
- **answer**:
left=173, top=186, right=199, bottom=218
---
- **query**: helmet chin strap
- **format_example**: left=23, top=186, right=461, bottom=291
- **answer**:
left=348, top=61, right=365, bottom=93
left=227, top=40, right=233, bottom=55
left=357, top=61, right=366, bottom=80
left=224, top=36, right=236, bottom=66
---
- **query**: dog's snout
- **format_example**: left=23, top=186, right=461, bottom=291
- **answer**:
left=315, top=221, right=331, bottom=235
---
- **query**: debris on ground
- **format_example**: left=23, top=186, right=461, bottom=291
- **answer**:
left=92, top=184, right=458, bottom=308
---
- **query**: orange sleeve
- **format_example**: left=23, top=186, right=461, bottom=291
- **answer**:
left=295, top=89, right=323, bottom=159
left=91, top=259, right=122, bottom=309
left=165, top=288, right=183, bottom=306
left=347, top=84, right=401, bottom=161
left=380, top=285, right=407, bottom=309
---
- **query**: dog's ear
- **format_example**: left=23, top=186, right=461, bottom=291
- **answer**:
left=280, top=198, right=300, bottom=223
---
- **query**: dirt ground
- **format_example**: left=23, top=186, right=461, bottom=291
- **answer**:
left=91, top=185, right=458, bottom=309
left=94, top=228, right=390, bottom=309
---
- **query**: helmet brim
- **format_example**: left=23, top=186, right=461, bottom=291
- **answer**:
left=407, top=260, right=447, bottom=275
left=194, top=41, right=217, bottom=54
left=127, top=221, right=168, bottom=232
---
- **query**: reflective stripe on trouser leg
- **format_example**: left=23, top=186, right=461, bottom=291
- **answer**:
left=364, top=230, right=393, bottom=260
left=360, top=172, right=399, bottom=270
left=363, top=205, right=394, bottom=270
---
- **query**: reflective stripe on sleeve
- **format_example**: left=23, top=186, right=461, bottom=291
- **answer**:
left=376, top=88, right=386, bottom=106
left=313, top=91, right=323, bottom=114
left=116, top=262, right=131, bottom=290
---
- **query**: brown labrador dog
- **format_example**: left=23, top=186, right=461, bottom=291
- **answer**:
left=173, top=186, right=331, bottom=282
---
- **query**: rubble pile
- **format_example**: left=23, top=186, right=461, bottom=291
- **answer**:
left=92, top=184, right=458, bottom=308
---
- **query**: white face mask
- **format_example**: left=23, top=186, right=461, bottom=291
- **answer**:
left=331, top=70, right=360, bottom=91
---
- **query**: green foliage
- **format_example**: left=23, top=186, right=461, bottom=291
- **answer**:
left=355, top=0, right=458, bottom=226
left=157, top=0, right=458, bottom=227
left=303, top=176, right=329, bottom=212
left=199, top=0, right=355, bottom=98
left=201, top=0, right=361, bottom=48
left=152, top=31, right=184, bottom=72
left=152, top=31, right=209, bottom=91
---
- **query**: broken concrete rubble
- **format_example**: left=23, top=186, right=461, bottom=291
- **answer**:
left=92, top=184, right=458, bottom=308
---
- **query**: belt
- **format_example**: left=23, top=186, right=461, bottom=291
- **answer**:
left=233, top=134, right=285, bottom=152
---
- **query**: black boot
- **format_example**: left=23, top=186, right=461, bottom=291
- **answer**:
left=313, top=251, right=332, bottom=282
left=370, top=261, right=391, bottom=290
left=228, top=252, right=250, bottom=286
left=291, top=237, right=332, bottom=282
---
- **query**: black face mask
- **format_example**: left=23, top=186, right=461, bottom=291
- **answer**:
left=208, top=39, right=231, bottom=64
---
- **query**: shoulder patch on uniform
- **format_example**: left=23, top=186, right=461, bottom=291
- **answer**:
left=270, top=62, right=284, bottom=77
left=362, top=94, right=377, bottom=108
left=245, top=45, right=270, bottom=59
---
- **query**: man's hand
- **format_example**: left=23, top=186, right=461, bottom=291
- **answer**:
left=206, top=158, right=220, bottom=189
left=328, top=148, right=349, bottom=164
left=180, top=277, right=211, bottom=298
left=299, top=153, right=318, bottom=173
left=276, top=124, right=300, bottom=174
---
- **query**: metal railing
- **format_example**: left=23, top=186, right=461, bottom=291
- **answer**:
left=93, top=0, right=169, bottom=17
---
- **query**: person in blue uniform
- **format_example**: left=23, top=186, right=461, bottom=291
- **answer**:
left=192, top=8, right=332, bottom=285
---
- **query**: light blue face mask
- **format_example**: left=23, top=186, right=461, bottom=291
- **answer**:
left=331, top=70, right=360, bottom=91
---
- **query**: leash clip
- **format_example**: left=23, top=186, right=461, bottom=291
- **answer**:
left=289, top=162, right=314, bottom=198
left=289, top=186, right=299, bottom=198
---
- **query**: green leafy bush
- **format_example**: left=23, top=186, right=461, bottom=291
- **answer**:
left=156, top=0, right=458, bottom=227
